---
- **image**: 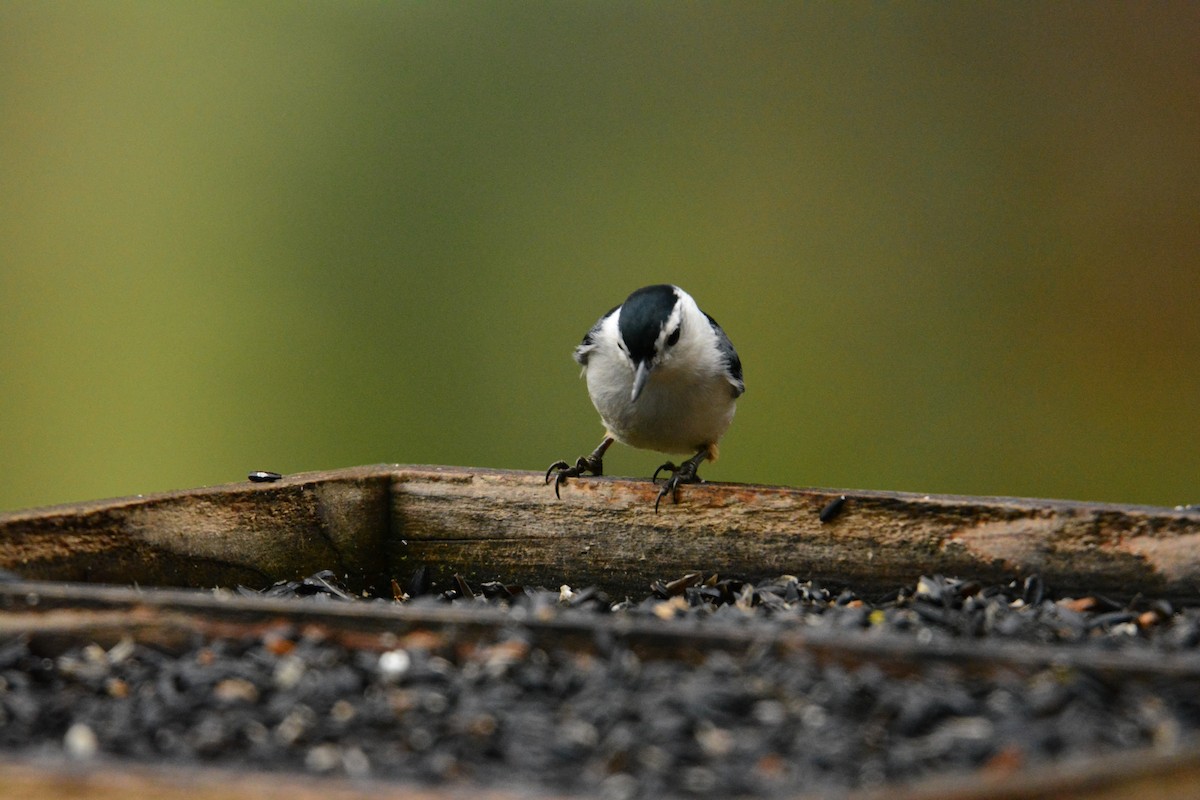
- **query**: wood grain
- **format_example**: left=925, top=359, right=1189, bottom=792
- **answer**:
left=388, top=466, right=1200, bottom=600
left=0, top=466, right=393, bottom=592
left=1, top=465, right=1198, bottom=600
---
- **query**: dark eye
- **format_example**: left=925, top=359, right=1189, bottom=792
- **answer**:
left=666, top=327, right=680, bottom=346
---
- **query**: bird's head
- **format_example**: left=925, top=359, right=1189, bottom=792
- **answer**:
left=616, top=284, right=690, bottom=402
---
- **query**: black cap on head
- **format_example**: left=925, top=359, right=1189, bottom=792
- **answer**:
left=618, top=285, right=678, bottom=364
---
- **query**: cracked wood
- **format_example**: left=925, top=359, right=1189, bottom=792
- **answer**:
left=0, top=465, right=1197, bottom=600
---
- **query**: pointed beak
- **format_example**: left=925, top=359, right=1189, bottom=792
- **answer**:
left=631, top=360, right=652, bottom=402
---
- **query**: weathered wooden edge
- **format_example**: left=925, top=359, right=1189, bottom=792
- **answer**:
left=386, top=466, right=1200, bottom=601
left=860, top=746, right=1200, bottom=800
left=1, top=465, right=1199, bottom=600
left=0, top=757, right=565, bottom=800
left=3, top=747, right=1199, bottom=800
left=0, top=466, right=395, bottom=593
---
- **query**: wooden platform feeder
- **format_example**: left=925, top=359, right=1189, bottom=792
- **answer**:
left=1, top=464, right=1199, bottom=799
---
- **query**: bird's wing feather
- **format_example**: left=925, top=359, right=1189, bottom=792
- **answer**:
left=573, top=305, right=620, bottom=366
left=705, top=312, right=744, bottom=397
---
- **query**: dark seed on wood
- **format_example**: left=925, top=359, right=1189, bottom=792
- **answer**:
left=663, top=572, right=704, bottom=596
left=247, top=471, right=282, bottom=482
left=819, top=495, right=848, bottom=523
left=1023, top=575, right=1045, bottom=606
left=453, top=574, right=477, bottom=599
left=406, top=566, right=431, bottom=598
left=303, top=571, right=356, bottom=601
left=1087, top=610, right=1138, bottom=630
left=1151, top=599, right=1175, bottom=617
left=479, top=581, right=515, bottom=600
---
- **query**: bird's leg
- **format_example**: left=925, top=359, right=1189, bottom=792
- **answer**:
left=653, top=447, right=710, bottom=512
left=545, top=436, right=614, bottom=498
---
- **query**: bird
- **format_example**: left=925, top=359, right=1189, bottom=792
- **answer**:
left=545, top=284, right=744, bottom=511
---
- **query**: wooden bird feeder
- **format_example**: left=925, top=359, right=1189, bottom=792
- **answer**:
left=1, top=464, right=1199, bottom=799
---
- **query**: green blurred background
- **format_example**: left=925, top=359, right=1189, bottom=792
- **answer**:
left=1, top=3, right=1197, bottom=513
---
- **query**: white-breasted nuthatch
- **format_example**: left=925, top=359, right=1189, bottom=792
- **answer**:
left=546, top=284, right=744, bottom=510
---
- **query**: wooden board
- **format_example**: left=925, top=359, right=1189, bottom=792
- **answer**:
left=0, top=466, right=394, bottom=592
left=1, top=465, right=1199, bottom=600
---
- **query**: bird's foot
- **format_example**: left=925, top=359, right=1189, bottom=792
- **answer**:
left=546, top=437, right=614, bottom=499
left=544, top=454, right=604, bottom=498
left=546, top=436, right=616, bottom=499
left=652, top=451, right=707, bottom=512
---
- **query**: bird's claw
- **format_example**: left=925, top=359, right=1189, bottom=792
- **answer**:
left=652, top=461, right=678, bottom=482
left=545, top=455, right=604, bottom=499
left=653, top=458, right=702, bottom=513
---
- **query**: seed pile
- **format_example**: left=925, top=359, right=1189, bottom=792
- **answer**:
left=1, top=572, right=1198, bottom=798
left=276, top=569, right=1200, bottom=652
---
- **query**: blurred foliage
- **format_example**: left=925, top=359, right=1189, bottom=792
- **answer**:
left=1, top=3, right=1197, bottom=511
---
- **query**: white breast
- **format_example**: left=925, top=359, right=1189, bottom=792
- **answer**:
left=582, top=309, right=738, bottom=455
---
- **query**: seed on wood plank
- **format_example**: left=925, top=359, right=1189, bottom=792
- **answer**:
left=819, top=495, right=847, bottom=522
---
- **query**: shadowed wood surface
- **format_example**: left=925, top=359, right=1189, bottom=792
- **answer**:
left=0, top=759, right=552, bottom=800
left=1, top=464, right=1198, bottom=600
left=4, top=750, right=1199, bottom=800
left=0, top=466, right=395, bottom=593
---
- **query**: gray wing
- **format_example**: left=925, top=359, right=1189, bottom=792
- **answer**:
left=705, top=312, right=744, bottom=397
left=573, top=305, right=619, bottom=366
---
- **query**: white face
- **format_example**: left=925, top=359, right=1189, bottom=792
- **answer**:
left=650, top=304, right=685, bottom=368
left=609, top=286, right=712, bottom=385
